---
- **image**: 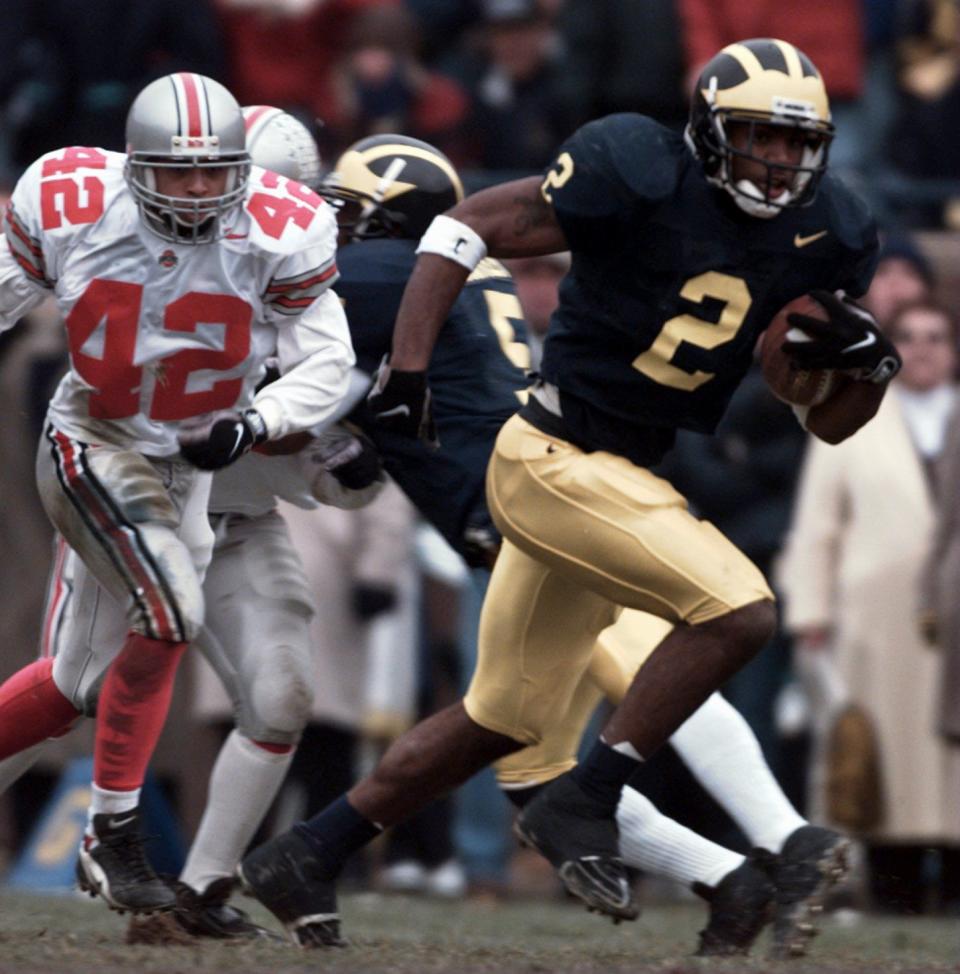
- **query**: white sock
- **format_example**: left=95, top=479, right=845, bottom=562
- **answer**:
left=671, top=692, right=806, bottom=853
left=87, top=784, right=140, bottom=836
left=617, top=785, right=743, bottom=889
left=0, top=742, right=48, bottom=793
left=180, top=729, right=294, bottom=893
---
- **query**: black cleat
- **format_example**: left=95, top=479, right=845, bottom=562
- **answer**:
left=514, top=773, right=638, bottom=922
left=694, top=853, right=776, bottom=957
left=238, top=829, right=346, bottom=948
left=76, top=809, right=176, bottom=915
left=172, top=876, right=283, bottom=941
left=769, top=825, right=850, bottom=958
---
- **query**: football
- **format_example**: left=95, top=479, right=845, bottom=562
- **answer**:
left=760, top=295, right=839, bottom=407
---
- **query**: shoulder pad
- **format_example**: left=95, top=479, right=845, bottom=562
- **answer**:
left=566, top=114, right=683, bottom=204
left=242, top=165, right=338, bottom=257
left=6, top=147, right=125, bottom=284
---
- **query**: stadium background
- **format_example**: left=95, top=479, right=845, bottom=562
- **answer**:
left=1, top=0, right=960, bottom=963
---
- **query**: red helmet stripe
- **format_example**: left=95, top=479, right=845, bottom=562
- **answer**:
left=177, top=72, right=204, bottom=137
left=243, top=105, right=274, bottom=134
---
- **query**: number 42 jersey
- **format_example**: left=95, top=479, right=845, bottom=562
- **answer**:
left=0, top=146, right=354, bottom=456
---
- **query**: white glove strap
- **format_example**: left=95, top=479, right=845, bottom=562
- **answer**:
left=416, top=215, right=487, bottom=271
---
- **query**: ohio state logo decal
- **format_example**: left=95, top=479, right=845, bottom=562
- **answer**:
left=158, top=249, right=178, bottom=269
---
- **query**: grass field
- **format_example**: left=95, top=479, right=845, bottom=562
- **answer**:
left=0, top=889, right=957, bottom=974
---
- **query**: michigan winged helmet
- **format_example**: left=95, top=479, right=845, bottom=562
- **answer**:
left=321, top=134, right=464, bottom=241
left=686, top=38, right=834, bottom=218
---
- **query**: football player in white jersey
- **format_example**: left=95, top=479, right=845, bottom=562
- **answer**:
left=0, top=104, right=381, bottom=934
left=0, top=74, right=355, bottom=913
left=31, top=425, right=383, bottom=937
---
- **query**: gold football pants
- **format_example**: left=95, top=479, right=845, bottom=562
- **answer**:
left=464, top=414, right=773, bottom=749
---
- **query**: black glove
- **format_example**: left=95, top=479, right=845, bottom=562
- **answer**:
left=325, top=433, right=383, bottom=489
left=178, top=408, right=268, bottom=470
left=366, top=355, right=438, bottom=447
left=351, top=582, right=397, bottom=622
left=784, top=290, right=902, bottom=383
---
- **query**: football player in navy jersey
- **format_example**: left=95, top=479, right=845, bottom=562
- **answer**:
left=324, top=134, right=530, bottom=567
left=240, top=39, right=902, bottom=941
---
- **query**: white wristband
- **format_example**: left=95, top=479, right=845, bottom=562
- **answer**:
left=416, top=215, right=487, bottom=272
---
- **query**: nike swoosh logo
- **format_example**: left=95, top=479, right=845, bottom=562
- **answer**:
left=377, top=404, right=411, bottom=419
left=794, top=230, right=828, bottom=248
left=230, top=426, right=246, bottom=457
left=844, top=331, right=876, bottom=353
left=107, top=814, right=137, bottom=829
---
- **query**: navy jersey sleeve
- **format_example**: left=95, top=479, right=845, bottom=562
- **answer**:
left=542, top=114, right=682, bottom=252
left=823, top=175, right=880, bottom=298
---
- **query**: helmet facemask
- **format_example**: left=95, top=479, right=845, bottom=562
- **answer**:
left=698, top=101, right=832, bottom=219
left=126, top=153, right=250, bottom=244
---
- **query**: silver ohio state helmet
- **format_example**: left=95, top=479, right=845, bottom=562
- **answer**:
left=242, top=105, right=322, bottom=188
left=124, top=72, right=251, bottom=244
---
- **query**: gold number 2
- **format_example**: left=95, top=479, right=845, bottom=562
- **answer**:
left=540, top=152, right=574, bottom=202
left=632, top=271, right=752, bottom=391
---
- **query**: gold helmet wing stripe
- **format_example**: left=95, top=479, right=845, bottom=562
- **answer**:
left=724, top=43, right=766, bottom=80
left=358, top=144, right=464, bottom=200
left=773, top=39, right=804, bottom=80
left=332, top=149, right=418, bottom=203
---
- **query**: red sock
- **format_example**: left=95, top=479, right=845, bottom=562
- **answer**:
left=94, top=632, right=187, bottom=792
left=0, top=657, right=80, bottom=758
left=252, top=739, right=293, bottom=755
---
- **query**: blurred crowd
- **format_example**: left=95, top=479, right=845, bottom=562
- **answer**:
left=4, top=0, right=960, bottom=224
left=1, top=0, right=960, bottom=921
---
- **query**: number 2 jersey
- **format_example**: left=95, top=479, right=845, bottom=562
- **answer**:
left=0, top=146, right=355, bottom=456
left=538, top=113, right=879, bottom=466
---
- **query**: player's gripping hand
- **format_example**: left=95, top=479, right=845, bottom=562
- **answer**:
left=367, top=355, right=438, bottom=447
left=178, top=408, right=268, bottom=471
left=784, top=290, right=901, bottom=383
left=307, top=428, right=385, bottom=510
left=321, top=432, right=383, bottom=489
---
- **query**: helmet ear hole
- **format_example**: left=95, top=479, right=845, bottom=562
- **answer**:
left=320, top=134, right=463, bottom=243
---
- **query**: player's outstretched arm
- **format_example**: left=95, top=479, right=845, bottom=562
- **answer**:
left=391, top=175, right=567, bottom=371
left=369, top=176, right=567, bottom=442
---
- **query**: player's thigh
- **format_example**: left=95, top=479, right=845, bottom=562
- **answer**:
left=36, top=430, right=210, bottom=642
left=588, top=610, right=675, bottom=704
left=487, top=415, right=773, bottom=624
left=48, top=544, right=128, bottom=713
left=465, top=537, right=619, bottom=745
left=200, top=511, right=316, bottom=741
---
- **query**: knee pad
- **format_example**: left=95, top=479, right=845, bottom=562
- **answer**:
left=239, top=645, right=315, bottom=745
